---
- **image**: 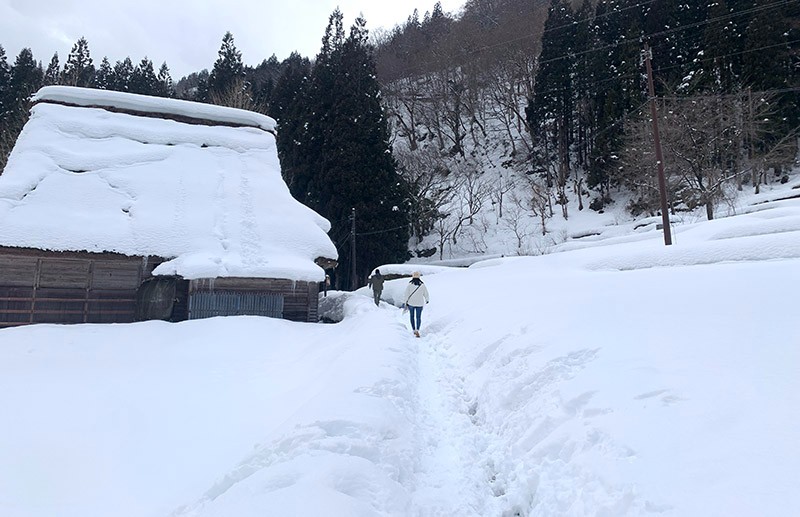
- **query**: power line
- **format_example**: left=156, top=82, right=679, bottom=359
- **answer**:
left=469, top=0, right=663, bottom=55
left=530, top=36, right=800, bottom=99
left=545, top=0, right=661, bottom=34
left=660, top=86, right=800, bottom=102
left=384, top=0, right=795, bottom=81
left=356, top=224, right=407, bottom=236
left=643, top=37, right=800, bottom=81
left=538, top=0, right=795, bottom=68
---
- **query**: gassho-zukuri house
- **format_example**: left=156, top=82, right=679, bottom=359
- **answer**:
left=0, top=86, right=338, bottom=327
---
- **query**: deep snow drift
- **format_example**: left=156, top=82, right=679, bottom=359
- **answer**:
left=1, top=181, right=799, bottom=516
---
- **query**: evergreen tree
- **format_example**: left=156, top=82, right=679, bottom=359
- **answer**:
left=94, top=57, right=114, bottom=90
left=288, top=11, right=410, bottom=288
left=583, top=0, right=645, bottom=197
left=248, top=55, right=281, bottom=112
left=286, top=9, right=346, bottom=206
left=174, top=69, right=208, bottom=100
left=129, top=57, right=158, bottom=95
left=572, top=0, right=596, bottom=174
left=43, top=53, right=60, bottom=86
left=742, top=0, right=798, bottom=143
left=156, top=62, right=174, bottom=97
left=695, top=0, right=745, bottom=93
left=0, top=45, right=12, bottom=172
left=273, top=52, right=312, bottom=190
left=526, top=0, right=576, bottom=191
left=62, top=37, right=94, bottom=87
left=208, top=32, right=245, bottom=101
left=113, top=57, right=135, bottom=91
left=1, top=48, right=41, bottom=172
left=8, top=48, right=43, bottom=110
left=0, top=45, right=11, bottom=117
left=644, top=0, right=707, bottom=91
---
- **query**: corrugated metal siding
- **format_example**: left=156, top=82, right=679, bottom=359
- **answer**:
left=188, top=291, right=284, bottom=320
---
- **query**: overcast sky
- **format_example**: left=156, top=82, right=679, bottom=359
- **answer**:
left=0, top=0, right=465, bottom=80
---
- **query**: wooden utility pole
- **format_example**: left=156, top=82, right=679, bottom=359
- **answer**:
left=643, top=43, right=673, bottom=246
left=349, top=208, right=357, bottom=291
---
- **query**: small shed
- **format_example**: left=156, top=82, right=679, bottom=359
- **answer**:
left=0, top=86, right=338, bottom=327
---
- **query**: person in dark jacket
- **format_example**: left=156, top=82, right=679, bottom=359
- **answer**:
left=367, top=269, right=385, bottom=306
left=403, top=271, right=429, bottom=337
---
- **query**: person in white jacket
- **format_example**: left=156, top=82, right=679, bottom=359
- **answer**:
left=403, top=271, right=429, bottom=337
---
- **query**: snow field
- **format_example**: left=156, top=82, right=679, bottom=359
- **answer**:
left=1, top=181, right=799, bottom=516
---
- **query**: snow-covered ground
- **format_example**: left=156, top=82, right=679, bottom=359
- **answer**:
left=1, top=179, right=799, bottom=516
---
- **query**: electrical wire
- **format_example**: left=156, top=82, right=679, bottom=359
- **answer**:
left=356, top=224, right=407, bottom=236
left=383, top=0, right=796, bottom=81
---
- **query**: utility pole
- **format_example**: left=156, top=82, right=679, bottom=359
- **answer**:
left=643, top=43, right=673, bottom=246
left=349, top=207, right=357, bottom=291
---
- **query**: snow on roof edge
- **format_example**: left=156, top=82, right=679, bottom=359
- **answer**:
left=32, top=86, right=276, bottom=132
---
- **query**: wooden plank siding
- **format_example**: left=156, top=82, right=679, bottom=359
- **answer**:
left=0, top=248, right=148, bottom=327
left=0, top=247, right=322, bottom=327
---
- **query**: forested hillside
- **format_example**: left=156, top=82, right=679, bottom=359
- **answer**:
left=2, top=0, right=798, bottom=285
left=375, top=0, right=799, bottom=251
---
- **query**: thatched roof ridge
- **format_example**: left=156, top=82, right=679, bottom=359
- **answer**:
left=33, top=86, right=276, bottom=133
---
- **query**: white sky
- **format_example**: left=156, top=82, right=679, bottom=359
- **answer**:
left=0, top=0, right=465, bottom=79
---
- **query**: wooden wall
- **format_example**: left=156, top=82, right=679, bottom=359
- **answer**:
left=0, top=247, right=152, bottom=327
left=0, top=247, right=321, bottom=327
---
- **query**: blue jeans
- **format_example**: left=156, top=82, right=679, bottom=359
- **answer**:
left=408, top=305, right=423, bottom=330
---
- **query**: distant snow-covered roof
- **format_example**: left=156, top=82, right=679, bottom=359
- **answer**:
left=0, top=87, right=337, bottom=282
left=33, top=86, right=276, bottom=132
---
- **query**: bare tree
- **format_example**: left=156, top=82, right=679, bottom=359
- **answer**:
left=616, top=112, right=663, bottom=216
left=210, top=76, right=261, bottom=112
left=437, top=68, right=469, bottom=156
left=620, top=92, right=784, bottom=220
left=748, top=125, right=800, bottom=195
left=384, top=77, right=426, bottom=151
left=450, top=158, right=491, bottom=242
left=501, top=200, right=533, bottom=254
left=484, top=57, right=535, bottom=157
left=489, top=168, right=517, bottom=221
left=394, top=146, right=455, bottom=244
left=517, top=176, right=552, bottom=235
left=433, top=212, right=456, bottom=260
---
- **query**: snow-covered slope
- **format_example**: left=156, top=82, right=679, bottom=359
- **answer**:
left=0, top=178, right=798, bottom=517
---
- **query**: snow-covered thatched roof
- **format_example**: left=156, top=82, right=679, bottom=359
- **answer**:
left=0, top=86, right=338, bottom=282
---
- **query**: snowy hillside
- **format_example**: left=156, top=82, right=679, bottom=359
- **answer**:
left=1, top=177, right=799, bottom=516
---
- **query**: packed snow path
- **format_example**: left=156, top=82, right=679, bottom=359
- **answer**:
left=408, top=326, right=493, bottom=516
